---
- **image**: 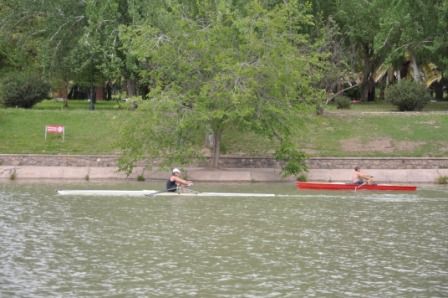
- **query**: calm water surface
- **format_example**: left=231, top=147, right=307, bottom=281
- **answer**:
left=0, top=182, right=447, bottom=297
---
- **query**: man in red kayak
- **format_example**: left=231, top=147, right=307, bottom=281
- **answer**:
left=166, top=168, right=193, bottom=192
left=352, top=166, right=374, bottom=185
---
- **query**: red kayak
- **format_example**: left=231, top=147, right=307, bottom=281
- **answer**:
left=296, top=181, right=417, bottom=191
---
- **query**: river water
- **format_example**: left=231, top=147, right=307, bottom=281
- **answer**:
left=0, top=181, right=447, bottom=297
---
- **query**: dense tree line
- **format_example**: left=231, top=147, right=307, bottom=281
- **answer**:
left=1, top=0, right=446, bottom=102
left=0, top=0, right=446, bottom=173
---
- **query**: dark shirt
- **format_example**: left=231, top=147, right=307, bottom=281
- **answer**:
left=166, top=177, right=177, bottom=192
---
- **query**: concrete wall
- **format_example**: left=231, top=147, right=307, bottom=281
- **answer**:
left=2, top=154, right=448, bottom=169
left=1, top=154, right=447, bottom=183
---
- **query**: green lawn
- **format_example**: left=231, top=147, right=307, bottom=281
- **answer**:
left=0, top=108, right=126, bottom=154
left=1, top=99, right=447, bottom=156
left=298, top=113, right=448, bottom=157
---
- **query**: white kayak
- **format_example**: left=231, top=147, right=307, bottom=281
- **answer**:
left=57, top=189, right=278, bottom=197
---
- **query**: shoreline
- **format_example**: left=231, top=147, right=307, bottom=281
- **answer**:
left=1, top=165, right=447, bottom=184
left=1, top=154, right=447, bottom=184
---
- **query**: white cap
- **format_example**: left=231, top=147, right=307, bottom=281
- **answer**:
left=172, top=168, right=181, bottom=174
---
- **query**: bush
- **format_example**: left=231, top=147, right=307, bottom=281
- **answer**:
left=343, top=85, right=360, bottom=99
left=335, top=95, right=351, bottom=109
left=0, top=72, right=50, bottom=108
left=296, top=173, right=307, bottom=181
left=437, top=175, right=448, bottom=184
left=385, top=80, right=431, bottom=111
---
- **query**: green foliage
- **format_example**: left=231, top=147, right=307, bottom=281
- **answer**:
left=316, top=0, right=447, bottom=101
left=274, top=142, right=308, bottom=177
left=436, top=176, right=448, bottom=185
left=123, top=97, right=143, bottom=111
left=335, top=95, right=351, bottom=109
left=343, top=86, right=361, bottom=100
left=296, top=173, right=308, bottom=182
left=9, top=169, right=17, bottom=180
left=385, top=80, right=431, bottom=111
left=316, top=103, right=324, bottom=115
left=0, top=72, right=50, bottom=108
left=118, top=0, right=323, bottom=172
left=0, top=0, right=136, bottom=94
left=117, top=99, right=203, bottom=176
left=386, top=0, right=448, bottom=77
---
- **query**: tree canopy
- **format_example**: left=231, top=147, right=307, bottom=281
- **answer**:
left=117, top=0, right=324, bottom=174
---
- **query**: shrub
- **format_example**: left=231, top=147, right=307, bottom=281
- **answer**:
left=296, top=173, right=307, bottom=181
left=9, top=169, right=16, bottom=180
left=385, top=80, right=431, bottom=111
left=335, top=95, right=351, bottom=109
left=124, top=96, right=143, bottom=110
left=343, top=85, right=360, bottom=99
left=437, top=175, right=448, bottom=184
left=0, top=72, right=50, bottom=108
left=316, top=103, right=324, bottom=115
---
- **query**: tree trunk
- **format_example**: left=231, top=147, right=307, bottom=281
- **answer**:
left=126, top=79, right=136, bottom=97
left=95, top=85, right=104, bottom=100
left=105, top=81, right=112, bottom=100
left=360, top=68, right=376, bottom=101
left=359, top=50, right=375, bottom=101
left=89, top=85, right=96, bottom=110
left=433, top=80, right=444, bottom=100
left=409, top=52, right=421, bottom=82
left=367, top=79, right=375, bottom=101
left=210, top=131, right=221, bottom=168
left=63, top=81, right=69, bottom=108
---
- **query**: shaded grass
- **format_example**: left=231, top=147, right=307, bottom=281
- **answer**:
left=325, top=100, right=448, bottom=112
left=34, top=99, right=128, bottom=110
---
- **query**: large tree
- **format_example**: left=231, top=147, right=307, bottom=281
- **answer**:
left=314, top=0, right=447, bottom=102
left=331, top=0, right=404, bottom=101
left=118, top=0, right=325, bottom=174
left=0, top=0, right=139, bottom=107
left=386, top=0, right=448, bottom=84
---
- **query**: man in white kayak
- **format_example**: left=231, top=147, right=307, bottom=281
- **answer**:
left=166, top=168, right=193, bottom=192
left=352, top=166, right=374, bottom=185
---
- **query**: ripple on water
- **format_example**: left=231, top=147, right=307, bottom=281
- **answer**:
left=0, top=185, right=447, bottom=297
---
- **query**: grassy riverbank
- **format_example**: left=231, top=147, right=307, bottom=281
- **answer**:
left=1, top=99, right=447, bottom=156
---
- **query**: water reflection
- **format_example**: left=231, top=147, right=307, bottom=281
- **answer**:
left=0, top=182, right=447, bottom=297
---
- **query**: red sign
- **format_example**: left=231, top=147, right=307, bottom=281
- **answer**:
left=45, top=125, right=65, bottom=140
left=46, top=125, right=64, bottom=134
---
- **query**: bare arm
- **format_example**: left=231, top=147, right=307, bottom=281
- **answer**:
left=359, top=173, right=372, bottom=180
left=172, top=176, right=193, bottom=186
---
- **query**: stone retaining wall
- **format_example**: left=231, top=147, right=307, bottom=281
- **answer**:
left=1, top=155, right=447, bottom=183
left=305, top=157, right=448, bottom=169
left=1, top=154, right=447, bottom=169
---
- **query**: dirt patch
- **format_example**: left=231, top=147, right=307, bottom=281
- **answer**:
left=418, top=120, right=437, bottom=125
left=342, top=137, right=394, bottom=152
left=418, top=120, right=441, bottom=129
left=395, top=140, right=425, bottom=151
left=341, top=137, right=424, bottom=153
